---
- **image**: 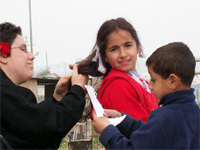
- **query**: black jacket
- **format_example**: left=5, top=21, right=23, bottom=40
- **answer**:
left=0, top=69, right=86, bottom=149
left=0, top=135, right=14, bottom=150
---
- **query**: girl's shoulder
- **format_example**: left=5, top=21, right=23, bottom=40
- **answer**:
left=103, top=69, right=144, bottom=85
left=99, top=69, right=140, bottom=93
left=105, top=69, right=131, bottom=80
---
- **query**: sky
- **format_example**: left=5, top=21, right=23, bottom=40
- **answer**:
left=0, top=0, right=200, bottom=76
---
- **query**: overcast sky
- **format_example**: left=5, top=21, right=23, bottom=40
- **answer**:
left=1, top=0, right=200, bottom=74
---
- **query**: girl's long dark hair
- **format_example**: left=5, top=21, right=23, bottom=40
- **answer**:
left=77, top=18, right=142, bottom=78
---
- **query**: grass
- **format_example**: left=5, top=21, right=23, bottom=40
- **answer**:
left=58, top=139, right=68, bottom=150
left=92, top=136, right=104, bottom=149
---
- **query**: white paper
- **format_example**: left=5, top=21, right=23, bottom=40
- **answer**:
left=85, top=85, right=126, bottom=126
left=85, top=85, right=104, bottom=117
left=108, top=115, right=126, bottom=126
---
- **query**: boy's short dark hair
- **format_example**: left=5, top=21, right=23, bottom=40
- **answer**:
left=146, top=42, right=196, bottom=87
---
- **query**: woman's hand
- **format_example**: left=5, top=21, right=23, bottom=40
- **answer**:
left=69, top=64, right=88, bottom=90
left=53, top=75, right=71, bottom=101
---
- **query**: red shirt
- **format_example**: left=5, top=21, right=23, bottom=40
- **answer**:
left=98, top=69, right=158, bottom=122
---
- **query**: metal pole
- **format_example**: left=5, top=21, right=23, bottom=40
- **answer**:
left=195, top=59, right=200, bottom=75
left=46, top=52, right=49, bottom=72
left=29, top=0, right=33, bottom=54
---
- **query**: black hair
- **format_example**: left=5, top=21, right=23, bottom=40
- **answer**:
left=77, top=18, right=142, bottom=77
left=0, top=22, right=22, bottom=57
left=146, top=42, right=196, bottom=87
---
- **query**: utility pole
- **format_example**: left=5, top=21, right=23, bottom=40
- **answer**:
left=196, top=59, right=200, bottom=75
left=29, top=0, right=34, bottom=76
left=29, top=0, right=33, bottom=54
left=46, top=52, right=49, bottom=73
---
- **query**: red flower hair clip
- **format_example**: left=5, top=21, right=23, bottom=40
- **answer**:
left=0, top=42, right=10, bottom=57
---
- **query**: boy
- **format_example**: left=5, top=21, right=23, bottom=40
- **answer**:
left=92, top=42, right=200, bottom=149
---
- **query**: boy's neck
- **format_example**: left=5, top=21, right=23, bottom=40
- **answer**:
left=174, top=83, right=190, bottom=92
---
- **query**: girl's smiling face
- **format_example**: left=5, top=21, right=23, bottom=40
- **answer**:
left=105, top=29, right=139, bottom=72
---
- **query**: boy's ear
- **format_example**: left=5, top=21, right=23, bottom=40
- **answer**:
left=0, top=56, right=8, bottom=64
left=169, top=73, right=180, bottom=89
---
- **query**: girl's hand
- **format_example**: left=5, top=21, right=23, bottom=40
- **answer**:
left=103, top=109, right=121, bottom=118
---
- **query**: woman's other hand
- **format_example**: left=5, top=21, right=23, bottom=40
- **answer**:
left=53, top=75, right=71, bottom=101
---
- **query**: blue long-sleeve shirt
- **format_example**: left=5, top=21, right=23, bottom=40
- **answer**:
left=99, top=89, right=200, bottom=149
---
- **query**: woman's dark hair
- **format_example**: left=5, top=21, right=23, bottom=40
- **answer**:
left=0, top=22, right=22, bottom=57
left=77, top=18, right=142, bottom=77
left=146, top=42, right=196, bottom=87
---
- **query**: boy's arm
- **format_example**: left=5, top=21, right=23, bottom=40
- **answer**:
left=99, top=112, right=169, bottom=149
left=116, top=113, right=145, bottom=139
left=92, top=110, right=145, bottom=140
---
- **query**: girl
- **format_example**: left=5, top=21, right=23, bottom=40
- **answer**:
left=78, top=18, right=158, bottom=122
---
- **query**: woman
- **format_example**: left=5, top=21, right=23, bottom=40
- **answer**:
left=0, top=22, right=88, bottom=149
